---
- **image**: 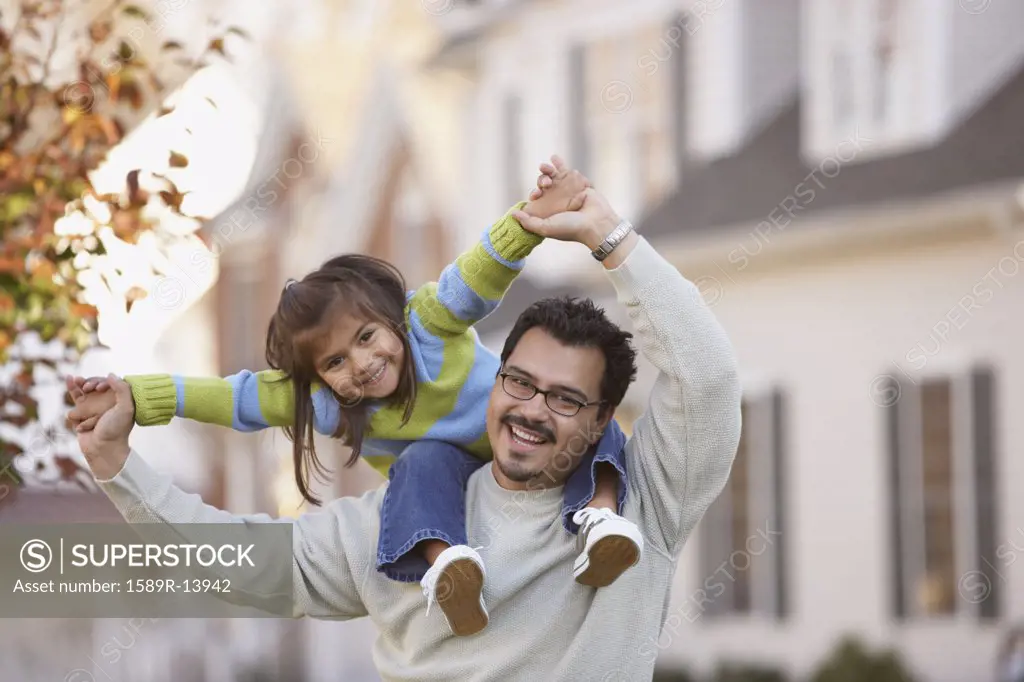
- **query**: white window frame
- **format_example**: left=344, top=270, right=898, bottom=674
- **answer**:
left=804, top=0, right=941, bottom=162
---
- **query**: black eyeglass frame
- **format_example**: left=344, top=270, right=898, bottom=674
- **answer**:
left=497, top=371, right=605, bottom=417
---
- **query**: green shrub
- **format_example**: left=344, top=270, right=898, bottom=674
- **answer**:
left=809, top=636, right=916, bottom=682
left=651, top=667, right=697, bottom=682
left=711, top=662, right=788, bottom=682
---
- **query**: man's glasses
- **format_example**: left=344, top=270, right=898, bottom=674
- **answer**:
left=498, top=372, right=604, bottom=417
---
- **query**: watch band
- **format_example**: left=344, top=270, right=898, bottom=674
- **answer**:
left=591, top=219, right=634, bottom=261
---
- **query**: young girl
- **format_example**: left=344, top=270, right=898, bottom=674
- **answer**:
left=69, top=157, right=642, bottom=637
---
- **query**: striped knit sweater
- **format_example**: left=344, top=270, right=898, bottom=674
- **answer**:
left=124, top=204, right=541, bottom=478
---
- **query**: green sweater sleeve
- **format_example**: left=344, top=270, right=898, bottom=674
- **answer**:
left=408, top=202, right=543, bottom=337
left=124, top=370, right=337, bottom=434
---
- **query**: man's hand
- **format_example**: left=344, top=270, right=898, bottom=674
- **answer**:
left=67, top=379, right=118, bottom=431
left=66, top=374, right=135, bottom=480
left=521, top=155, right=589, bottom=219
left=513, top=187, right=637, bottom=268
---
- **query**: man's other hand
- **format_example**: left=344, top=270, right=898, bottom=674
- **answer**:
left=66, top=374, right=134, bottom=480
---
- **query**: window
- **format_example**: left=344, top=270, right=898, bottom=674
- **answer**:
left=394, top=173, right=429, bottom=288
left=633, top=23, right=675, bottom=206
left=872, top=0, right=902, bottom=125
left=699, top=389, right=787, bottom=620
left=221, top=266, right=261, bottom=373
left=503, top=93, right=523, bottom=209
left=812, top=0, right=919, bottom=157
left=574, top=22, right=676, bottom=216
left=829, top=0, right=857, bottom=135
left=568, top=43, right=590, bottom=176
left=885, top=366, right=1000, bottom=620
left=668, top=11, right=690, bottom=179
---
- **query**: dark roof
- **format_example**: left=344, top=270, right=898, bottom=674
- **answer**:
left=642, top=62, right=1024, bottom=238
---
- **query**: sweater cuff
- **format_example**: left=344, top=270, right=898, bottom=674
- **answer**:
left=490, top=202, right=543, bottom=263
left=604, top=237, right=686, bottom=300
left=124, top=374, right=178, bottom=426
left=94, top=449, right=163, bottom=520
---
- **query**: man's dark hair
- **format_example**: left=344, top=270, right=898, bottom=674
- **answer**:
left=499, top=296, right=638, bottom=413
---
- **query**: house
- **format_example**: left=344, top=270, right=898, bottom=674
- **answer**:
left=428, top=1, right=1024, bottom=680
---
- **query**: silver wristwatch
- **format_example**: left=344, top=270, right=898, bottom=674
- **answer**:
left=590, top=219, right=634, bottom=261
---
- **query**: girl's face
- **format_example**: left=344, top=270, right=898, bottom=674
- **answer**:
left=310, top=313, right=405, bottom=403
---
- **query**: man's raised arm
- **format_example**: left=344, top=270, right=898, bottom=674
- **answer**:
left=69, top=376, right=372, bottom=620
left=605, top=235, right=741, bottom=556
left=515, top=189, right=742, bottom=556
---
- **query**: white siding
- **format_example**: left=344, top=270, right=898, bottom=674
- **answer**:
left=650, top=232, right=1024, bottom=681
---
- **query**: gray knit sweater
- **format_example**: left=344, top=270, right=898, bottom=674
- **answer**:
left=97, top=237, right=742, bottom=681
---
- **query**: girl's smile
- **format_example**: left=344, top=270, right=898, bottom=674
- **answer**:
left=312, top=315, right=405, bottom=402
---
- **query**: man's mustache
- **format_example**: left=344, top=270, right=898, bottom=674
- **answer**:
left=501, top=414, right=555, bottom=442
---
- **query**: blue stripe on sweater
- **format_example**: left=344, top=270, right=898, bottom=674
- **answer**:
left=312, top=386, right=340, bottom=435
left=436, top=262, right=498, bottom=326
left=407, top=310, right=444, bottom=382
left=422, top=337, right=498, bottom=445
left=481, top=227, right=526, bottom=270
left=231, top=372, right=267, bottom=431
left=173, top=376, right=186, bottom=417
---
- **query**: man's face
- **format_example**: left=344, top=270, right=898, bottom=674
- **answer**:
left=486, top=327, right=612, bottom=491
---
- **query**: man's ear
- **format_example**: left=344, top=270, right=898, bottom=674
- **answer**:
left=591, top=405, right=616, bottom=443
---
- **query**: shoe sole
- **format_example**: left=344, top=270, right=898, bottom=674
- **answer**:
left=437, top=557, right=487, bottom=637
left=575, top=535, right=640, bottom=588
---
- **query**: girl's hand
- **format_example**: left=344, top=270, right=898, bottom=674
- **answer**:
left=522, top=155, right=590, bottom=219
left=66, top=375, right=133, bottom=432
left=68, top=375, right=135, bottom=480
left=513, top=187, right=622, bottom=249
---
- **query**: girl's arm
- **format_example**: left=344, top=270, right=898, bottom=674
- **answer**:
left=410, top=159, right=587, bottom=337
left=408, top=203, right=542, bottom=338
left=124, top=371, right=340, bottom=435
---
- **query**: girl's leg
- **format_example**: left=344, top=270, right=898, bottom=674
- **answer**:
left=376, top=440, right=489, bottom=636
left=561, top=419, right=644, bottom=587
left=588, top=462, right=620, bottom=511
left=377, top=440, right=484, bottom=580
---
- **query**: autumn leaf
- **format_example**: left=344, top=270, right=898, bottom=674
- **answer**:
left=69, top=303, right=98, bottom=319
left=120, top=80, right=144, bottom=109
left=0, top=257, right=25, bottom=274
left=159, top=189, right=188, bottom=214
left=30, top=260, right=56, bottom=280
left=111, top=210, right=139, bottom=241
left=124, top=285, right=147, bottom=313
left=88, top=20, right=112, bottom=43
left=126, top=169, right=141, bottom=202
left=106, top=71, right=121, bottom=100
left=0, top=0, right=222, bottom=491
left=117, top=39, right=135, bottom=63
left=121, top=4, right=151, bottom=20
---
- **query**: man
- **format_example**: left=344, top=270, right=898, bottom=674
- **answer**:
left=71, top=187, right=742, bottom=680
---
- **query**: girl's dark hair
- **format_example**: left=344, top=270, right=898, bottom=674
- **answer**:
left=265, top=254, right=416, bottom=505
